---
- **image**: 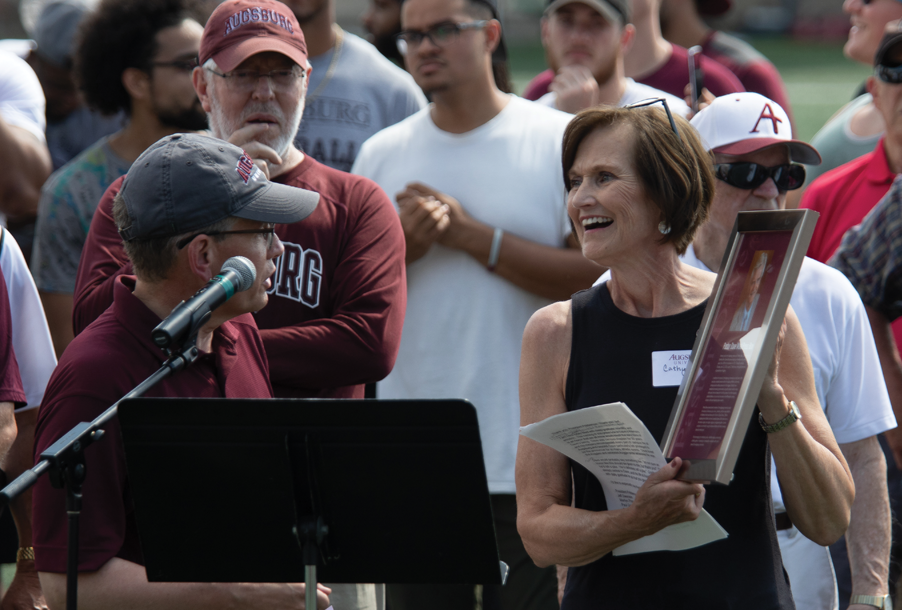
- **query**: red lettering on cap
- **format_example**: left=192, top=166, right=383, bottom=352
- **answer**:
left=750, top=104, right=783, bottom=134
left=236, top=152, right=256, bottom=184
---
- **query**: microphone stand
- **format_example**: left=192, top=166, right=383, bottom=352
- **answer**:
left=0, top=336, right=202, bottom=610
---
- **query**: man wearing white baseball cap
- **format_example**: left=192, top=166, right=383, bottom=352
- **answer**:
left=688, top=92, right=896, bottom=610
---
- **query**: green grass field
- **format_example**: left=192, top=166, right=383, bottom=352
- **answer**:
left=507, top=36, right=873, bottom=143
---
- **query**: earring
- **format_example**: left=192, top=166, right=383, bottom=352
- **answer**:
left=658, top=221, right=671, bottom=235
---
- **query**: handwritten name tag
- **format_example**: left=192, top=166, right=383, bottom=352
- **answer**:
left=651, top=350, right=692, bottom=387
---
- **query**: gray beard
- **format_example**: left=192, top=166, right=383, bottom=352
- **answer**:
left=207, top=97, right=304, bottom=158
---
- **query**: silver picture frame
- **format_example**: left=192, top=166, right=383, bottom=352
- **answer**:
left=660, top=209, right=818, bottom=484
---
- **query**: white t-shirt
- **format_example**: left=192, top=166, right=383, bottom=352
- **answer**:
left=0, top=48, right=46, bottom=143
left=680, top=244, right=896, bottom=509
left=0, top=228, right=56, bottom=410
left=353, top=96, right=573, bottom=493
left=536, top=77, right=691, bottom=118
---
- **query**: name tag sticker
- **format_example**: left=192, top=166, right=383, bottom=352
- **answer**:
left=652, top=350, right=692, bottom=387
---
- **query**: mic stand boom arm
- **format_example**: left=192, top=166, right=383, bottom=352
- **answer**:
left=0, top=338, right=202, bottom=610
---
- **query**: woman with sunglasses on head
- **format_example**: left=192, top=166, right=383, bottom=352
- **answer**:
left=515, top=101, right=854, bottom=609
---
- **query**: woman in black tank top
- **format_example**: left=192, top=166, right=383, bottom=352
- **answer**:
left=515, top=105, right=854, bottom=610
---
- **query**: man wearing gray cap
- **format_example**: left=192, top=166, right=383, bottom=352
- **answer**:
left=72, top=7, right=406, bottom=605
left=31, top=133, right=331, bottom=610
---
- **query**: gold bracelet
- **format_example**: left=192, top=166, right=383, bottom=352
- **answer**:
left=16, top=547, right=34, bottom=562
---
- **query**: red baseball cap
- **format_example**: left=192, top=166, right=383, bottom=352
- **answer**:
left=199, top=0, right=307, bottom=73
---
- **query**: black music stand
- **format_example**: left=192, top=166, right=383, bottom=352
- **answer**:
left=118, top=398, right=506, bottom=601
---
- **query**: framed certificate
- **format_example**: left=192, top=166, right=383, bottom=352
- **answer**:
left=660, top=209, right=818, bottom=484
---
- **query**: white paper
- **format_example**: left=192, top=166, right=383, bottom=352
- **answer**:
left=520, top=402, right=727, bottom=555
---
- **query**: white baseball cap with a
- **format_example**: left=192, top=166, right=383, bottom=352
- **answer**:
left=690, top=92, right=821, bottom=166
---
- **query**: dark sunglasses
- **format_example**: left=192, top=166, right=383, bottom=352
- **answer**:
left=876, top=63, right=902, bottom=84
left=176, top=227, right=276, bottom=250
left=713, top=162, right=806, bottom=191
left=625, top=98, right=682, bottom=145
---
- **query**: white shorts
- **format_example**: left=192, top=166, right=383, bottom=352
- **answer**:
left=778, top=525, right=838, bottom=610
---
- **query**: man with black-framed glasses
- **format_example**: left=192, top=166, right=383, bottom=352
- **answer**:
left=32, top=133, right=333, bottom=610
left=353, top=1, right=602, bottom=609
left=688, top=92, right=895, bottom=610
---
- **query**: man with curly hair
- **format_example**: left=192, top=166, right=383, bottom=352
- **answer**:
left=30, top=0, right=205, bottom=357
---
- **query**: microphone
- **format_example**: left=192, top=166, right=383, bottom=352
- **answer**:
left=152, top=256, right=257, bottom=349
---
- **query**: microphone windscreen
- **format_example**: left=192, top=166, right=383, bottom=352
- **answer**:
left=221, top=256, right=256, bottom=292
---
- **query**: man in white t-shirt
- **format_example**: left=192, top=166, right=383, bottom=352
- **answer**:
left=689, top=93, right=896, bottom=610
left=352, top=1, right=602, bottom=608
left=534, top=0, right=689, bottom=116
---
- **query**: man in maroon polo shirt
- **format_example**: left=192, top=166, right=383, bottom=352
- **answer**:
left=32, top=133, right=330, bottom=609
left=73, top=0, right=406, bottom=405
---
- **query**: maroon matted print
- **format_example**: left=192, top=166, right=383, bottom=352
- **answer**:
left=660, top=210, right=817, bottom=484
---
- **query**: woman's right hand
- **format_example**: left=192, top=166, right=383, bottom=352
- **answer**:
left=624, top=457, right=705, bottom=537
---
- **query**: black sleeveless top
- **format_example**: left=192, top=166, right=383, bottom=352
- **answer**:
left=561, top=284, right=793, bottom=610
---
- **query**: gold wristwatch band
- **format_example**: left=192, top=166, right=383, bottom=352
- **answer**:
left=850, top=594, right=892, bottom=609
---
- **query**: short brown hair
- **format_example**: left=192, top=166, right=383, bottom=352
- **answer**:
left=112, top=192, right=234, bottom=282
left=561, top=105, right=715, bottom=255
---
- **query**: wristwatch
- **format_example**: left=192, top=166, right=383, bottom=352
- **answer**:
left=758, top=400, right=802, bottom=434
left=850, top=594, right=893, bottom=609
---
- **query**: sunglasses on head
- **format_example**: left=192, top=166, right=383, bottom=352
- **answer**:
left=625, top=97, right=682, bottom=145
left=713, top=162, right=806, bottom=191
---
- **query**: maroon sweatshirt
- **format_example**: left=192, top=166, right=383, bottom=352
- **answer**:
left=73, top=156, right=406, bottom=399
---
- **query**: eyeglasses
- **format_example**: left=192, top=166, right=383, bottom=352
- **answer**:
left=151, top=59, right=198, bottom=72
left=205, top=67, right=305, bottom=92
left=176, top=226, right=276, bottom=250
left=713, top=163, right=806, bottom=191
left=625, top=98, right=682, bottom=145
left=395, top=20, right=488, bottom=55
left=876, top=63, right=902, bottom=84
